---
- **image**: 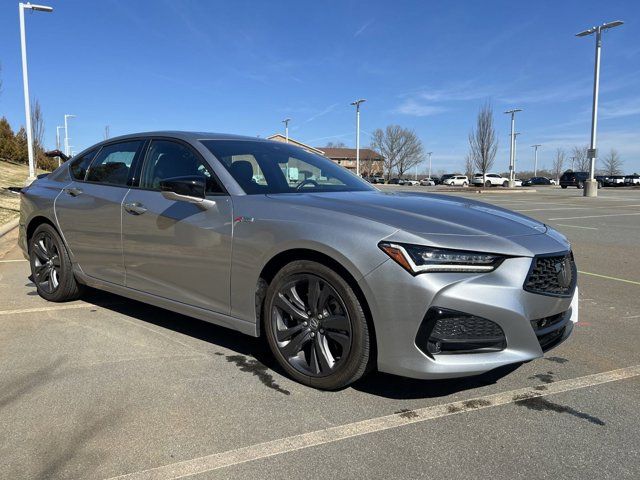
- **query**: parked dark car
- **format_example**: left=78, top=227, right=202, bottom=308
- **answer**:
left=387, top=178, right=404, bottom=185
left=560, top=171, right=601, bottom=189
left=523, top=176, right=553, bottom=186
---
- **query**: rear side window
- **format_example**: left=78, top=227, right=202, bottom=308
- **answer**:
left=69, top=149, right=98, bottom=180
left=86, top=141, right=143, bottom=186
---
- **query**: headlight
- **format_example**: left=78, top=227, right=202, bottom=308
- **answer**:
left=378, top=242, right=504, bottom=274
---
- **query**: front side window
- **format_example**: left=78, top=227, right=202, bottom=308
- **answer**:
left=201, top=140, right=374, bottom=194
left=69, top=148, right=98, bottom=180
left=86, top=141, right=143, bottom=186
left=140, top=140, right=224, bottom=194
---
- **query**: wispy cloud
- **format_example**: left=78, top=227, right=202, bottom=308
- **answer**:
left=600, top=96, right=640, bottom=119
left=354, top=19, right=374, bottom=38
left=394, top=99, right=448, bottom=117
left=303, top=103, right=340, bottom=124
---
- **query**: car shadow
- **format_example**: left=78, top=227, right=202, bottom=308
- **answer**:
left=79, top=288, right=523, bottom=399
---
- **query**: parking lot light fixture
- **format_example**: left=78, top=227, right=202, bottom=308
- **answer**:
left=504, top=109, right=522, bottom=188
left=282, top=118, right=291, bottom=143
left=427, top=152, right=433, bottom=182
left=576, top=20, right=624, bottom=198
left=531, top=144, right=541, bottom=176
left=19, top=2, right=54, bottom=184
left=351, top=99, right=366, bottom=177
left=56, top=125, right=64, bottom=166
left=64, top=114, right=76, bottom=157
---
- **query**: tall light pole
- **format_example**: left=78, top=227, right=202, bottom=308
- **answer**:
left=504, top=108, right=522, bottom=188
left=531, top=144, right=541, bottom=176
left=576, top=20, right=624, bottom=197
left=64, top=114, right=76, bottom=156
left=513, top=132, right=521, bottom=182
left=351, top=99, right=366, bottom=177
left=427, top=151, right=433, bottom=181
left=19, top=2, right=53, bottom=183
left=282, top=118, right=291, bottom=143
left=56, top=125, right=64, bottom=166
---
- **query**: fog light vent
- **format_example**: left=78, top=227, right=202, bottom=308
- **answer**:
left=416, top=308, right=506, bottom=356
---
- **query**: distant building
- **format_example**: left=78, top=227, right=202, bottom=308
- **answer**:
left=266, top=134, right=384, bottom=176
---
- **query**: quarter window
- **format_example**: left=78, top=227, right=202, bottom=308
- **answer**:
left=69, top=149, right=98, bottom=180
left=86, top=141, right=143, bottom=186
left=140, top=140, right=224, bottom=194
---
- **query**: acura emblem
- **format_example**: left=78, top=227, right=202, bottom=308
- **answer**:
left=555, top=258, right=573, bottom=288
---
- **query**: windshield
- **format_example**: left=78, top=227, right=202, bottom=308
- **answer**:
left=201, top=140, right=375, bottom=194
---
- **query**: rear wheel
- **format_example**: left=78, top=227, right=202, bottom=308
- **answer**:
left=264, top=260, right=371, bottom=390
left=29, top=223, right=82, bottom=302
left=577, top=181, right=584, bottom=189
left=561, top=185, right=567, bottom=189
left=484, top=180, right=491, bottom=187
left=462, top=182, right=468, bottom=187
left=502, top=180, right=508, bottom=187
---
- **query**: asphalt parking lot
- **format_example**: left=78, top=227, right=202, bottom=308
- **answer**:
left=1, top=187, right=639, bottom=480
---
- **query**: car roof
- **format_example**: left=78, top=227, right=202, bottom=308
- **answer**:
left=101, top=131, right=267, bottom=143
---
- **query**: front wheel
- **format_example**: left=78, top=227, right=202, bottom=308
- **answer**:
left=577, top=181, right=584, bottom=189
left=264, top=260, right=371, bottom=390
left=29, top=223, right=83, bottom=302
left=502, top=181, right=508, bottom=187
left=561, top=185, right=567, bottom=189
left=462, top=182, right=468, bottom=187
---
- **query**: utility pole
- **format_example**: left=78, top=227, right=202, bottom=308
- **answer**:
left=350, top=99, right=366, bottom=177
left=56, top=125, right=64, bottom=166
left=513, top=132, right=521, bottom=183
left=531, top=144, right=541, bottom=176
left=576, top=20, right=624, bottom=197
left=282, top=118, right=290, bottom=143
left=19, top=2, right=53, bottom=184
left=64, top=114, right=76, bottom=157
left=104, top=125, right=110, bottom=140
left=504, top=108, right=522, bottom=188
left=427, top=151, right=433, bottom=181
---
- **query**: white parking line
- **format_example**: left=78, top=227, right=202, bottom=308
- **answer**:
left=0, top=304, right=98, bottom=316
left=107, top=365, right=640, bottom=480
left=0, top=259, right=27, bottom=263
left=578, top=271, right=640, bottom=286
left=555, top=224, right=598, bottom=230
left=548, top=212, right=640, bottom=221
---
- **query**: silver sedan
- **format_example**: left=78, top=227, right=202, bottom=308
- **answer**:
left=19, top=132, right=578, bottom=390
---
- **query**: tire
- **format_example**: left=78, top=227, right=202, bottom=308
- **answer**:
left=29, top=223, right=83, bottom=302
left=502, top=181, right=508, bottom=187
left=577, top=181, right=584, bottom=189
left=561, top=185, right=567, bottom=189
left=484, top=180, right=491, bottom=187
left=597, top=182, right=602, bottom=189
left=264, top=260, right=371, bottom=390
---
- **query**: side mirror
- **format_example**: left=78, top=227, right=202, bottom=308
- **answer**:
left=159, top=175, right=206, bottom=202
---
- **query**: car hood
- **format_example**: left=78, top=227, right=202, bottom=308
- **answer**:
left=266, top=191, right=547, bottom=238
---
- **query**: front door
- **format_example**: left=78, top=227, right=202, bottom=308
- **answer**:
left=55, top=140, right=144, bottom=285
left=121, top=139, right=233, bottom=314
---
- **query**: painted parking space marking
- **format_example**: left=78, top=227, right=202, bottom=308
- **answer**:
left=107, top=365, right=640, bottom=480
left=0, top=303, right=100, bottom=316
left=578, top=271, right=640, bottom=286
left=555, top=224, right=598, bottom=230
left=0, top=259, right=27, bottom=263
left=548, top=212, right=640, bottom=221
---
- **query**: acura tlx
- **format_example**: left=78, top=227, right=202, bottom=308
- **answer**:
left=19, top=132, right=577, bottom=390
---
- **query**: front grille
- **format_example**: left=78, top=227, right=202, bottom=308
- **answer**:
left=524, top=252, right=576, bottom=297
left=530, top=310, right=570, bottom=351
left=416, top=308, right=506, bottom=356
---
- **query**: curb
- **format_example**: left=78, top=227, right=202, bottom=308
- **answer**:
left=0, top=218, right=19, bottom=238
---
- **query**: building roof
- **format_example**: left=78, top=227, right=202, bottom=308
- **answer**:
left=319, top=147, right=383, bottom=160
left=266, top=134, right=325, bottom=155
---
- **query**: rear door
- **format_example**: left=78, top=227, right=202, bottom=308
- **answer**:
left=121, top=138, right=233, bottom=313
left=55, top=140, right=145, bottom=285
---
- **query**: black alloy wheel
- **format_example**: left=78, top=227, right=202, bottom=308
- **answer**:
left=264, top=261, right=371, bottom=390
left=29, top=223, right=83, bottom=302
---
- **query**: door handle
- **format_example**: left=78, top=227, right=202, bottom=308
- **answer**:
left=64, top=187, right=83, bottom=197
left=123, top=202, right=147, bottom=215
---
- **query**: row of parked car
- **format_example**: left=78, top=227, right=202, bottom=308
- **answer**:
left=559, top=171, right=640, bottom=189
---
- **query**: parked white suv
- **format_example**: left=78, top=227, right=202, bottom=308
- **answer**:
left=443, top=175, right=469, bottom=186
left=472, top=173, right=509, bottom=187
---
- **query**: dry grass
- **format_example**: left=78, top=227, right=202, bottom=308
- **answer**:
left=0, top=161, right=46, bottom=226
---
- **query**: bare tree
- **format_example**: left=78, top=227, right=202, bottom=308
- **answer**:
left=0, top=62, right=3, bottom=98
left=464, top=154, right=474, bottom=179
left=323, top=141, right=346, bottom=148
left=468, top=101, right=498, bottom=185
left=370, top=125, right=423, bottom=179
left=601, top=148, right=623, bottom=176
left=571, top=145, right=590, bottom=172
left=552, top=148, right=565, bottom=183
left=31, top=98, right=45, bottom=150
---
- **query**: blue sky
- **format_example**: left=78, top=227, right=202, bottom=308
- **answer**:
left=1, top=0, right=638, bottom=173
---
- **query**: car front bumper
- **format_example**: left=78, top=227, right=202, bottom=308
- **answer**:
left=360, top=256, right=577, bottom=380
